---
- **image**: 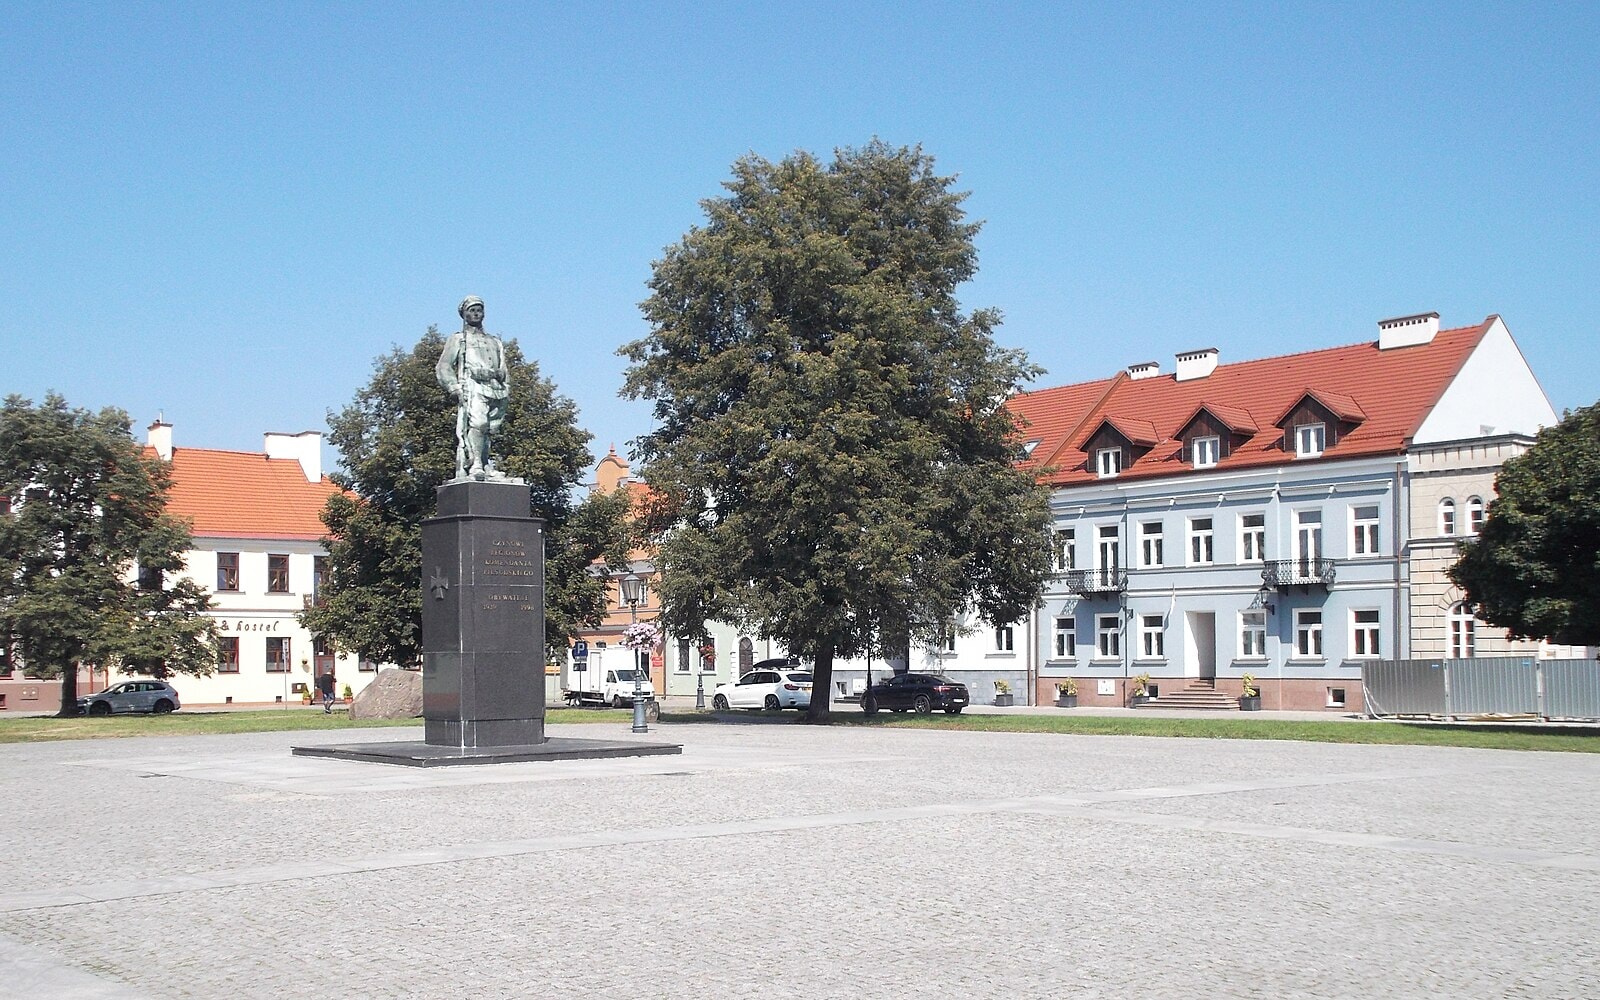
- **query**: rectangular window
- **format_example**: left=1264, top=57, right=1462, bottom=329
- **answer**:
left=1328, top=687, right=1347, bottom=708
left=1295, top=510, right=1323, bottom=565
left=1450, top=611, right=1476, bottom=659
left=267, top=554, right=290, bottom=594
left=698, top=639, right=716, bottom=673
left=1240, top=610, right=1267, bottom=658
left=676, top=639, right=692, bottom=673
left=1352, top=609, right=1381, bottom=658
left=1295, top=423, right=1326, bottom=458
left=1294, top=610, right=1323, bottom=658
left=1139, top=521, right=1164, bottom=568
left=266, top=637, right=291, bottom=672
left=359, top=658, right=377, bottom=672
left=994, top=625, right=1014, bottom=652
left=216, top=552, right=239, bottom=592
left=941, top=627, right=957, bottom=653
left=1097, top=524, right=1120, bottom=571
left=1053, top=618, right=1077, bottom=659
left=1192, top=436, right=1220, bottom=469
left=217, top=637, right=240, bottom=673
left=1139, top=614, right=1165, bottom=659
left=312, top=555, right=329, bottom=602
left=1096, top=447, right=1122, bottom=478
left=1351, top=505, right=1380, bottom=557
left=1096, top=614, right=1120, bottom=659
left=1189, top=517, right=1214, bottom=566
left=1054, top=528, right=1076, bottom=571
left=137, top=563, right=163, bottom=591
left=1240, top=513, right=1265, bottom=562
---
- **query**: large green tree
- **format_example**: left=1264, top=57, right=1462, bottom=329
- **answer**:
left=303, top=327, right=630, bottom=667
left=1450, top=402, right=1600, bottom=646
left=0, top=394, right=217, bottom=714
left=620, top=141, right=1054, bottom=720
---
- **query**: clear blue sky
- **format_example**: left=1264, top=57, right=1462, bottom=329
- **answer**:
left=4, top=2, right=1596, bottom=478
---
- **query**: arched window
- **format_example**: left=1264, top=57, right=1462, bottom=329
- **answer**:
left=1466, top=496, right=1485, bottom=534
left=1439, top=498, right=1456, bottom=536
left=1449, top=602, right=1476, bottom=659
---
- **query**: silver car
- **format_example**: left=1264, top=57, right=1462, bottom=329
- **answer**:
left=78, top=680, right=181, bottom=716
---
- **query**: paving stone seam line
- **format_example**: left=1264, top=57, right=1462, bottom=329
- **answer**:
left=1019, top=803, right=1600, bottom=873
left=0, top=766, right=1527, bottom=915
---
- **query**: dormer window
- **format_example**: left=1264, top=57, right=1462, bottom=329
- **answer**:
left=1295, top=423, right=1326, bottom=458
left=1096, top=447, right=1123, bottom=478
left=1192, top=436, right=1220, bottom=469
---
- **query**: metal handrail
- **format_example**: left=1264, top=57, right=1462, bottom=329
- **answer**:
left=1260, top=558, right=1336, bottom=588
left=1060, top=567, right=1128, bottom=594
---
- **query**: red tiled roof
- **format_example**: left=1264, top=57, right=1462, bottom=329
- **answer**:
left=1010, top=317, right=1493, bottom=487
left=153, top=448, right=342, bottom=540
left=1086, top=415, right=1159, bottom=448
left=1276, top=387, right=1367, bottom=425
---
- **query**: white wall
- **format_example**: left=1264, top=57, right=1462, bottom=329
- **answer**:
left=1414, top=317, right=1557, bottom=443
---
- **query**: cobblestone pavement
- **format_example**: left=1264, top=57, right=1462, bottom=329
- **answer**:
left=1, top=719, right=1597, bottom=999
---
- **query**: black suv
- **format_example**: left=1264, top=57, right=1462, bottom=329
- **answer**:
left=861, top=673, right=968, bottom=715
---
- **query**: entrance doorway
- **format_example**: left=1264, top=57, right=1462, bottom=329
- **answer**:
left=1185, top=611, right=1217, bottom=680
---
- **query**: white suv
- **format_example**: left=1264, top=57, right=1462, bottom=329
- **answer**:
left=712, top=660, right=813, bottom=711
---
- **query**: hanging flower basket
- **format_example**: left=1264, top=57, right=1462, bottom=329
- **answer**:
left=621, top=621, right=661, bottom=652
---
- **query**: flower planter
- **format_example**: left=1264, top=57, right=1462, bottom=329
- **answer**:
left=1055, top=694, right=1078, bottom=708
left=993, top=693, right=1014, bottom=707
left=1238, top=695, right=1261, bottom=711
left=1129, top=695, right=1151, bottom=707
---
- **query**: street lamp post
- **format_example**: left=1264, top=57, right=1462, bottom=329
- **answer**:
left=620, top=573, right=648, bottom=733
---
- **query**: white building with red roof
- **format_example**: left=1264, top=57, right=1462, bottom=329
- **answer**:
left=145, top=421, right=374, bottom=706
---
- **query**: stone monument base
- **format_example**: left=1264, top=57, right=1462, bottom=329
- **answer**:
left=292, top=736, right=681, bottom=768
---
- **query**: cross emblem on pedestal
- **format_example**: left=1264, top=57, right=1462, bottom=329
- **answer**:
left=429, top=568, right=450, bottom=601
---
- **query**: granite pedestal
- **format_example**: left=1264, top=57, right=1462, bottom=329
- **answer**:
left=295, top=479, right=678, bottom=767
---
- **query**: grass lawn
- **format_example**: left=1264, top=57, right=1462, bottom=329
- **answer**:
left=2, top=706, right=1596, bottom=753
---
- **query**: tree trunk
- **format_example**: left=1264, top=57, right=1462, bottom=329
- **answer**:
left=805, top=637, right=836, bottom=723
left=56, top=663, right=80, bottom=717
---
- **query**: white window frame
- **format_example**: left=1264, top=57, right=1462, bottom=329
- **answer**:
left=1351, top=505, right=1380, bottom=558
left=1054, top=528, right=1076, bottom=571
left=1096, top=447, right=1123, bottom=478
left=1053, top=617, right=1077, bottom=659
left=1351, top=609, right=1381, bottom=659
left=994, top=625, right=1015, bottom=652
left=1139, top=521, right=1164, bottom=568
left=1138, top=614, right=1165, bottom=660
left=1295, top=423, right=1326, bottom=458
left=1095, top=614, right=1121, bottom=659
left=1439, top=498, right=1456, bottom=536
left=1466, top=496, right=1485, bottom=534
left=675, top=638, right=692, bottom=673
left=1239, top=610, right=1267, bottom=659
left=1096, top=524, right=1120, bottom=572
left=1188, top=517, right=1214, bottom=566
left=1449, top=602, right=1476, bottom=658
left=1295, top=509, right=1323, bottom=564
left=1192, top=435, right=1220, bottom=469
left=1294, top=609, right=1323, bottom=659
left=1239, top=513, right=1265, bottom=563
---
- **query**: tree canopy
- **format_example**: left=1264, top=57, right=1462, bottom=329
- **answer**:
left=1449, top=402, right=1600, bottom=646
left=303, top=327, right=630, bottom=667
left=0, top=394, right=216, bottom=713
left=620, top=141, right=1054, bottom=719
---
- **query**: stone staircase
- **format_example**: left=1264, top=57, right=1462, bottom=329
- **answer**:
left=1138, top=678, right=1239, bottom=711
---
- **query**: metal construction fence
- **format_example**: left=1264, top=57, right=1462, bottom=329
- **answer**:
left=1362, top=657, right=1600, bottom=720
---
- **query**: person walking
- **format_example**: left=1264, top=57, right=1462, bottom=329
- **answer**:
left=317, top=670, right=337, bottom=714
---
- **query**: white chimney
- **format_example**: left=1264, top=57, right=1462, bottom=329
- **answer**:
left=1174, top=348, right=1219, bottom=382
left=1378, top=312, right=1439, bottom=350
left=264, top=430, right=323, bottom=483
left=1127, top=361, right=1161, bottom=381
left=147, top=419, right=173, bottom=462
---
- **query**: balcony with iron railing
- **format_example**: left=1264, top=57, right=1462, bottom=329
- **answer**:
left=1059, top=567, right=1128, bottom=595
left=1260, top=558, right=1337, bottom=589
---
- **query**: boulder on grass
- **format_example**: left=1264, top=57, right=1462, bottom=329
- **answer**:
left=349, top=667, right=422, bottom=720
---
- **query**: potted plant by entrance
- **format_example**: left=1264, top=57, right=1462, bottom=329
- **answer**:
left=1238, top=673, right=1261, bottom=711
left=993, top=678, right=1014, bottom=707
left=1129, top=673, right=1151, bottom=707
left=1055, top=678, right=1078, bottom=708
left=341, top=683, right=354, bottom=704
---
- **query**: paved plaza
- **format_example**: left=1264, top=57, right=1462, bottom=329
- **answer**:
left=2, top=717, right=1598, bottom=999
